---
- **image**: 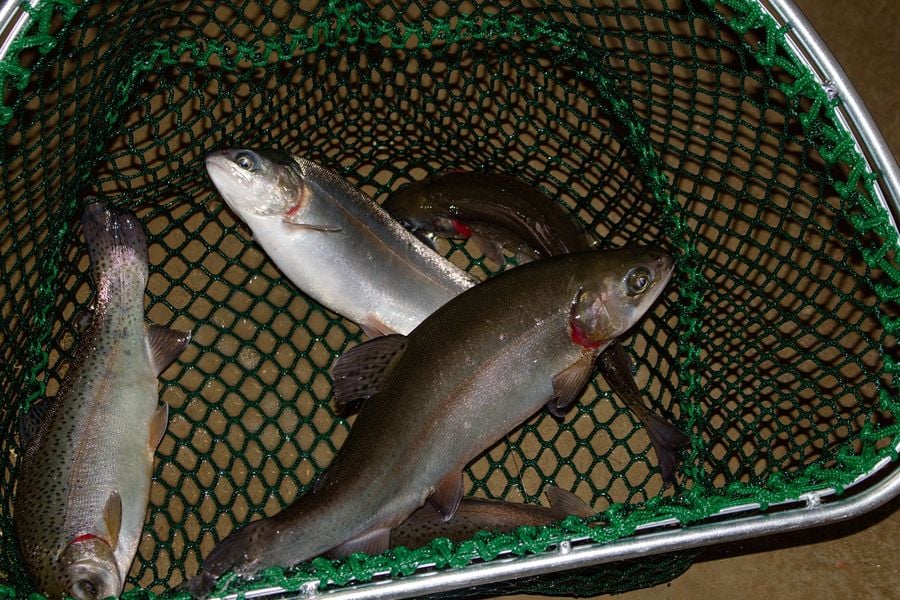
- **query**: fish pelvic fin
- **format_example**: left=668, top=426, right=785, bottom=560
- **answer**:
left=545, top=486, right=595, bottom=519
left=327, top=527, right=391, bottom=559
left=81, top=201, right=149, bottom=286
left=331, top=334, right=408, bottom=409
left=104, top=490, right=123, bottom=549
left=147, top=324, right=192, bottom=376
left=428, top=471, right=464, bottom=522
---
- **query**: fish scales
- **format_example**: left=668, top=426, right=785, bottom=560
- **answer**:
left=189, top=248, right=671, bottom=594
left=15, top=203, right=190, bottom=599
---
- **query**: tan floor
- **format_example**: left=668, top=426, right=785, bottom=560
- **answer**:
left=508, top=2, right=900, bottom=599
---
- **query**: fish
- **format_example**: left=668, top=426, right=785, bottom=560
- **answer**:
left=205, top=152, right=688, bottom=481
left=388, top=486, right=595, bottom=551
left=386, top=171, right=690, bottom=482
left=185, top=247, right=672, bottom=598
left=204, top=149, right=477, bottom=337
left=14, top=202, right=191, bottom=600
left=381, top=170, right=592, bottom=263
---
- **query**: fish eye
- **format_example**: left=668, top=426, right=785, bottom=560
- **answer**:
left=234, top=151, right=260, bottom=172
left=625, top=266, right=652, bottom=296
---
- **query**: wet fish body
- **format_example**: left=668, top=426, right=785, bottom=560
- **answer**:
left=14, top=203, right=190, bottom=599
left=389, top=486, right=594, bottom=551
left=382, top=171, right=592, bottom=262
left=387, top=171, right=690, bottom=482
left=187, top=248, right=672, bottom=596
left=204, top=150, right=476, bottom=336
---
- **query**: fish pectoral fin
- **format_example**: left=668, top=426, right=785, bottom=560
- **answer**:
left=327, top=527, right=392, bottom=559
left=545, top=486, right=595, bottom=519
left=428, top=471, right=464, bottom=522
left=18, top=397, right=52, bottom=451
left=331, top=334, right=408, bottom=408
left=548, top=351, right=597, bottom=418
left=104, top=491, right=123, bottom=549
left=149, top=403, right=169, bottom=450
left=147, top=324, right=192, bottom=376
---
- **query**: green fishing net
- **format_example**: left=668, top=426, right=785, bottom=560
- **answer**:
left=0, top=0, right=897, bottom=597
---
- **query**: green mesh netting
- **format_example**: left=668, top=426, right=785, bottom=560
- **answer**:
left=0, top=0, right=898, bottom=598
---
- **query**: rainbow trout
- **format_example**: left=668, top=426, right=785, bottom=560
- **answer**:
left=389, top=486, right=594, bottom=551
left=14, top=203, right=191, bottom=600
left=186, top=248, right=672, bottom=597
left=385, top=171, right=690, bottom=482
left=204, top=150, right=476, bottom=337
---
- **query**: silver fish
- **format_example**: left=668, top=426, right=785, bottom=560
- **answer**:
left=14, top=203, right=191, bottom=599
left=186, top=247, right=672, bottom=597
left=204, top=149, right=476, bottom=337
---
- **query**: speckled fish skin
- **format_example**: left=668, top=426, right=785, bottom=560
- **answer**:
left=389, top=486, right=595, bottom=551
left=204, top=149, right=477, bottom=336
left=14, top=203, right=190, bottom=600
left=187, top=248, right=672, bottom=597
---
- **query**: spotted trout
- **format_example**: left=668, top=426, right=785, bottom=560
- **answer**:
left=14, top=203, right=191, bottom=600
left=186, top=247, right=672, bottom=597
left=385, top=171, right=690, bottom=482
left=204, top=149, right=476, bottom=337
left=390, top=486, right=594, bottom=551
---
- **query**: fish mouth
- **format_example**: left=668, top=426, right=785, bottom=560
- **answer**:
left=205, top=153, right=252, bottom=211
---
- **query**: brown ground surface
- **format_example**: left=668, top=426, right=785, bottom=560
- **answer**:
left=509, top=2, right=900, bottom=599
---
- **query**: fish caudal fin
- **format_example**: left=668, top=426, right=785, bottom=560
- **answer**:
left=545, top=486, right=595, bottom=519
left=81, top=201, right=149, bottom=285
left=641, top=409, right=690, bottom=486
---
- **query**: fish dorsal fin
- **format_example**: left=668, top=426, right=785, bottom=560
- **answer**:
left=147, top=324, right=192, bottom=376
left=331, top=334, right=408, bottom=408
left=548, top=351, right=597, bottom=418
left=545, top=486, right=595, bottom=519
left=149, top=403, right=169, bottom=450
left=18, top=397, right=52, bottom=451
left=327, top=527, right=392, bottom=559
left=104, top=491, right=123, bottom=549
left=428, top=471, right=463, bottom=522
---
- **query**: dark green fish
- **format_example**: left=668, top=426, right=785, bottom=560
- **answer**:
left=185, top=247, right=672, bottom=598
left=14, top=203, right=191, bottom=600
left=385, top=171, right=689, bottom=482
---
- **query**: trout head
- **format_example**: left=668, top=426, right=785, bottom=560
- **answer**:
left=569, top=249, right=674, bottom=347
left=205, top=149, right=310, bottom=220
left=52, top=535, right=121, bottom=600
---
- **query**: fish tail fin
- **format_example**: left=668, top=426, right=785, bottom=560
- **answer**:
left=641, top=410, right=690, bottom=486
left=81, top=200, right=149, bottom=286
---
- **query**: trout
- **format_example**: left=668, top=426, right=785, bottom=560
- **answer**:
left=204, top=149, right=476, bottom=337
left=382, top=170, right=592, bottom=263
left=14, top=203, right=191, bottom=599
left=186, top=247, right=672, bottom=597
left=389, top=486, right=594, bottom=551
left=386, top=171, right=690, bottom=482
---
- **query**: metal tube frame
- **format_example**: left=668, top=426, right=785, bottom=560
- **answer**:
left=0, top=1, right=898, bottom=599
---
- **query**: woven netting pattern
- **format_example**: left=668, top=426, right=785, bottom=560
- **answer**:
left=0, top=0, right=897, bottom=597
